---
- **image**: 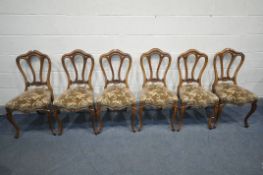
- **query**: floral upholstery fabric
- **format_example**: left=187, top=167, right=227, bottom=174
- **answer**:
left=53, top=86, right=94, bottom=111
left=140, top=82, right=177, bottom=108
left=214, top=83, right=257, bottom=105
left=97, top=84, right=136, bottom=110
left=179, top=84, right=219, bottom=107
left=6, top=88, right=52, bottom=112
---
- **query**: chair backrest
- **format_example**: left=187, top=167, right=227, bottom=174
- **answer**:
left=16, top=50, right=53, bottom=95
left=177, top=49, right=208, bottom=90
left=212, top=48, right=245, bottom=91
left=99, top=49, right=132, bottom=88
left=62, top=49, right=94, bottom=89
left=140, top=48, right=172, bottom=87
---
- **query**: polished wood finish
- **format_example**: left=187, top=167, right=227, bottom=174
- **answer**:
left=6, top=50, right=54, bottom=138
left=62, top=49, right=95, bottom=90
left=97, top=49, right=135, bottom=133
left=16, top=50, right=54, bottom=99
left=54, top=49, right=96, bottom=135
left=212, top=48, right=245, bottom=91
left=140, top=48, right=172, bottom=87
left=212, top=48, right=257, bottom=128
left=177, top=49, right=217, bottom=131
left=139, top=48, right=176, bottom=131
left=177, top=49, right=208, bottom=91
left=100, top=49, right=132, bottom=88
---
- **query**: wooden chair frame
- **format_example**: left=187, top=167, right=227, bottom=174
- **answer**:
left=96, top=49, right=136, bottom=133
left=5, top=50, right=54, bottom=138
left=53, top=49, right=96, bottom=135
left=212, top=48, right=257, bottom=128
left=177, top=49, right=219, bottom=131
left=138, top=48, right=177, bottom=131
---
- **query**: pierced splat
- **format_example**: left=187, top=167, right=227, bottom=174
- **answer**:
left=177, top=49, right=208, bottom=89
left=62, top=49, right=95, bottom=89
left=99, top=49, right=132, bottom=88
left=16, top=50, right=53, bottom=94
left=212, top=48, right=244, bottom=91
left=140, top=48, right=172, bottom=87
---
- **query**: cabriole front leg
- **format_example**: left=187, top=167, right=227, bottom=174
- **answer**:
left=5, top=107, right=20, bottom=139
left=244, top=100, right=257, bottom=128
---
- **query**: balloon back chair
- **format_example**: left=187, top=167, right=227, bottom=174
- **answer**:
left=96, top=49, right=136, bottom=133
left=177, top=49, right=219, bottom=131
left=53, top=49, right=96, bottom=135
left=212, top=48, right=257, bottom=127
left=138, top=48, right=178, bottom=131
left=5, top=50, right=54, bottom=138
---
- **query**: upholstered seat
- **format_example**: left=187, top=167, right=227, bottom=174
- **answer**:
left=53, top=86, right=94, bottom=111
left=6, top=87, right=51, bottom=113
left=97, top=84, right=136, bottom=110
left=180, top=84, right=219, bottom=107
left=140, top=82, right=177, bottom=108
left=214, top=83, right=257, bottom=105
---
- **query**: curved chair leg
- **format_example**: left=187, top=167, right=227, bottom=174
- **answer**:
left=177, top=104, right=186, bottom=132
left=244, top=100, right=257, bottom=128
left=47, top=111, right=56, bottom=136
left=54, top=109, right=63, bottom=135
left=131, top=104, right=136, bottom=133
left=5, top=107, right=20, bottom=139
left=96, top=104, right=104, bottom=134
left=138, top=103, right=144, bottom=132
left=170, top=103, right=177, bottom=132
left=208, top=103, right=219, bottom=129
left=89, top=106, right=97, bottom=135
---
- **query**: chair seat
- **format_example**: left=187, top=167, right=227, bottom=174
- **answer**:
left=180, top=84, right=219, bottom=107
left=53, top=86, right=94, bottom=111
left=140, top=82, right=177, bottom=108
left=97, top=84, right=136, bottom=110
left=6, top=88, right=52, bottom=112
left=215, top=83, right=257, bottom=105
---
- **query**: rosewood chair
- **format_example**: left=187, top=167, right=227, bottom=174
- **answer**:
left=53, top=49, right=96, bottom=135
left=212, top=48, right=258, bottom=127
left=96, top=49, right=136, bottom=133
left=177, top=49, right=219, bottom=131
left=5, top=50, right=54, bottom=138
left=138, top=48, right=178, bottom=131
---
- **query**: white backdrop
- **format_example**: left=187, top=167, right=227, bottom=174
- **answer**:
left=0, top=0, right=263, bottom=107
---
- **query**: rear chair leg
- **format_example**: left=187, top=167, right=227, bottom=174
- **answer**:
left=208, top=103, right=219, bottom=129
left=96, top=104, right=104, bottom=134
left=244, top=100, right=257, bottom=128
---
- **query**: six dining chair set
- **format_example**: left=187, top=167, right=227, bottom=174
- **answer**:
left=4, top=48, right=258, bottom=138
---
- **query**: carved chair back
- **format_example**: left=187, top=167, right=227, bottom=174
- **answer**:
left=99, top=49, right=132, bottom=88
left=16, top=50, right=53, bottom=97
left=140, top=48, right=172, bottom=87
left=212, top=48, right=244, bottom=91
left=62, top=49, right=94, bottom=89
left=177, top=49, right=208, bottom=91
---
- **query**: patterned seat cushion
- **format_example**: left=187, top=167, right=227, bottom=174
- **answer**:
left=53, top=86, right=94, bottom=111
left=6, top=88, right=52, bottom=112
left=215, top=83, right=257, bottom=105
left=97, top=84, right=136, bottom=110
left=179, top=84, right=219, bottom=107
left=140, top=82, right=177, bottom=108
